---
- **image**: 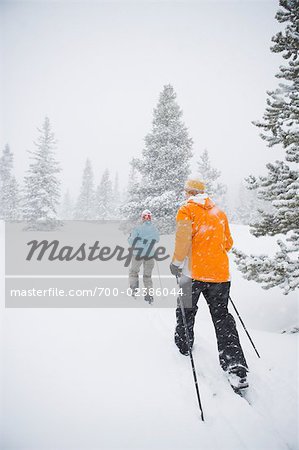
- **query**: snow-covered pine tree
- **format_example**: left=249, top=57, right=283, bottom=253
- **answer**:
left=96, top=169, right=113, bottom=220
left=233, top=181, right=261, bottom=225
left=113, top=173, right=120, bottom=198
left=111, top=172, right=121, bottom=219
left=0, top=144, right=20, bottom=221
left=74, top=159, right=96, bottom=220
left=125, top=159, right=140, bottom=207
left=122, top=84, right=193, bottom=232
left=0, top=144, right=13, bottom=181
left=119, top=159, right=141, bottom=231
left=59, top=189, right=74, bottom=220
left=196, top=149, right=227, bottom=208
left=23, top=117, right=61, bottom=230
left=127, top=159, right=139, bottom=201
left=233, top=0, right=299, bottom=294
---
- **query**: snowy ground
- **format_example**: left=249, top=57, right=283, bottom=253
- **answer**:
left=0, top=222, right=298, bottom=450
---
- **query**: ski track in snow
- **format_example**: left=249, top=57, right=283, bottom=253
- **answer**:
left=0, top=222, right=298, bottom=450
left=0, top=299, right=298, bottom=450
left=148, top=307, right=297, bottom=450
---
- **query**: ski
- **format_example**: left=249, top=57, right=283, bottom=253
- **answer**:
left=230, top=385, right=252, bottom=405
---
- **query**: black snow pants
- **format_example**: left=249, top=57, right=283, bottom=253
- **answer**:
left=175, top=277, right=248, bottom=371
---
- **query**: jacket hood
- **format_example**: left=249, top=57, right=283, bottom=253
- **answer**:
left=187, top=193, right=215, bottom=210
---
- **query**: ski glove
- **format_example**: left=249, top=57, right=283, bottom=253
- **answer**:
left=170, top=262, right=182, bottom=278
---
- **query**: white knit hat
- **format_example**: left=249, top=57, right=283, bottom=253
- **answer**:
left=141, top=209, right=152, bottom=220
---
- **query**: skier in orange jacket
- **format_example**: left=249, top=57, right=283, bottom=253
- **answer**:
left=170, top=178, right=248, bottom=390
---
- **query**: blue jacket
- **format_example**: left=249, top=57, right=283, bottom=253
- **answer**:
left=128, top=222, right=160, bottom=257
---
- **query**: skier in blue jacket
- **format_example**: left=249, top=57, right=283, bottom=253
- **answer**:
left=128, top=210, right=160, bottom=303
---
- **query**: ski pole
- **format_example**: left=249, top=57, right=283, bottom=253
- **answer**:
left=176, top=276, right=205, bottom=421
left=229, top=296, right=261, bottom=359
left=155, top=260, right=163, bottom=291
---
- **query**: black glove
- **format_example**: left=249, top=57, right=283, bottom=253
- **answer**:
left=170, top=262, right=182, bottom=278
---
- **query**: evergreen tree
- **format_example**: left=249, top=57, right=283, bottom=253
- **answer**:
left=0, top=144, right=20, bottom=221
left=96, top=169, right=113, bottom=220
left=59, top=189, right=74, bottom=220
left=0, top=144, right=13, bottom=180
left=74, top=159, right=96, bottom=220
left=126, top=159, right=139, bottom=200
left=122, top=84, right=193, bottom=232
left=113, top=172, right=120, bottom=199
left=196, top=149, right=227, bottom=208
left=234, top=0, right=299, bottom=294
left=23, top=117, right=61, bottom=229
left=111, top=172, right=121, bottom=219
left=120, top=159, right=140, bottom=231
left=232, top=181, right=261, bottom=225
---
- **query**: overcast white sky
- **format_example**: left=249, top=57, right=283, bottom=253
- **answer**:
left=1, top=0, right=283, bottom=203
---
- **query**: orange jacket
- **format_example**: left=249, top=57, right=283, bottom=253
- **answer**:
left=172, top=196, right=233, bottom=283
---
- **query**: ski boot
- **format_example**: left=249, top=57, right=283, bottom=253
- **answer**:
left=131, top=286, right=138, bottom=298
left=174, top=331, right=193, bottom=356
left=144, top=294, right=154, bottom=304
left=227, top=365, right=249, bottom=391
